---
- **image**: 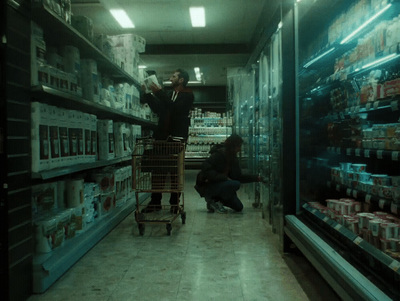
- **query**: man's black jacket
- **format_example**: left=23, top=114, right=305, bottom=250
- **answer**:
left=142, top=88, right=194, bottom=140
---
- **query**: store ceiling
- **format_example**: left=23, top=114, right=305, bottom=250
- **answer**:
left=71, top=0, right=279, bottom=86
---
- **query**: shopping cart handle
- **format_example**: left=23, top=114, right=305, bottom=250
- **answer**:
left=167, top=136, right=185, bottom=143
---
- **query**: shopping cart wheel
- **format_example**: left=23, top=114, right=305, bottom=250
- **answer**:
left=166, top=224, right=172, bottom=236
left=181, top=211, right=186, bottom=224
left=138, top=223, right=145, bottom=236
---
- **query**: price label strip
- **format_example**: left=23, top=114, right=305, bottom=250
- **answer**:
left=389, top=260, right=400, bottom=272
left=354, top=237, right=363, bottom=246
left=391, top=100, right=399, bottom=111
left=391, top=203, right=398, bottom=215
left=334, top=224, right=342, bottom=231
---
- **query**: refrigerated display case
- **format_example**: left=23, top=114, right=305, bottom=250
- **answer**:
left=285, top=0, right=400, bottom=299
left=227, top=68, right=257, bottom=200
left=256, top=28, right=285, bottom=235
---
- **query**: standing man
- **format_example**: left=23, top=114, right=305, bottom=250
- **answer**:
left=141, top=69, right=194, bottom=213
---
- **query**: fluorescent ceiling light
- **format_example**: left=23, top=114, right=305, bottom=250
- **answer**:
left=138, top=65, right=147, bottom=69
left=190, top=7, right=205, bottom=27
left=340, top=3, right=391, bottom=44
left=163, top=80, right=203, bottom=85
left=303, top=47, right=335, bottom=68
left=194, top=67, right=202, bottom=81
left=362, top=53, right=400, bottom=69
left=110, top=9, right=135, bottom=28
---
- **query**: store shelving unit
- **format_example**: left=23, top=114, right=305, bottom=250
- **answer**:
left=31, top=86, right=156, bottom=126
left=29, top=3, right=153, bottom=293
left=185, top=116, right=232, bottom=168
left=32, top=194, right=148, bottom=293
left=31, top=4, right=139, bottom=85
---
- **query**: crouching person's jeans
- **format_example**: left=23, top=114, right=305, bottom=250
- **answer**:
left=204, top=180, right=243, bottom=212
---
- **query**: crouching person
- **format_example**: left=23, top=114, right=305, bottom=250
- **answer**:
left=194, top=134, right=263, bottom=213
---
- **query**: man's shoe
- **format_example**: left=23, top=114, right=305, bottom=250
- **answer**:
left=206, top=202, right=215, bottom=213
left=206, top=198, right=227, bottom=214
left=213, top=201, right=227, bottom=214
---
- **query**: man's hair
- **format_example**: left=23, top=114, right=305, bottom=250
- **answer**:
left=176, top=69, right=189, bottom=86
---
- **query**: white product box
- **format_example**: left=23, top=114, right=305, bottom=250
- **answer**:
left=81, top=59, right=100, bottom=102
left=48, top=105, right=61, bottom=169
left=67, top=110, right=78, bottom=165
left=75, top=111, right=85, bottom=164
left=83, top=113, right=92, bottom=163
left=31, top=102, right=50, bottom=172
left=97, top=119, right=115, bottom=160
left=90, top=114, right=97, bottom=161
left=58, top=108, right=70, bottom=167
left=60, top=45, right=81, bottom=86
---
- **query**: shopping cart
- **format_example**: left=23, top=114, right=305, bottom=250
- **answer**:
left=132, top=137, right=186, bottom=235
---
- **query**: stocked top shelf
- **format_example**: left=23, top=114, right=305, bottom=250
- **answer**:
left=32, top=155, right=132, bottom=180
left=31, top=85, right=157, bottom=127
left=32, top=4, right=140, bottom=86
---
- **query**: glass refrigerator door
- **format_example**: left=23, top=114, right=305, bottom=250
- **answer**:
left=297, top=0, right=400, bottom=298
left=257, top=29, right=283, bottom=234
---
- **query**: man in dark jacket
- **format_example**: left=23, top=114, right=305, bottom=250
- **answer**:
left=195, top=134, right=262, bottom=213
left=141, top=69, right=194, bottom=213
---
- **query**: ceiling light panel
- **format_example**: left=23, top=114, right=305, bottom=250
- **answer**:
left=109, top=9, right=135, bottom=28
left=190, top=7, right=206, bottom=27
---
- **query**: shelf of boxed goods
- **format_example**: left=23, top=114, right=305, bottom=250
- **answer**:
left=32, top=193, right=148, bottom=293
left=300, top=202, right=400, bottom=298
left=32, top=3, right=140, bottom=86
left=31, top=155, right=133, bottom=180
left=31, top=85, right=156, bottom=127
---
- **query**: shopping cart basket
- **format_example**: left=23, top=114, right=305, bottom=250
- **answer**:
left=132, top=137, right=186, bottom=235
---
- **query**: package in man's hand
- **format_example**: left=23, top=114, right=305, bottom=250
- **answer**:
left=143, top=75, right=161, bottom=93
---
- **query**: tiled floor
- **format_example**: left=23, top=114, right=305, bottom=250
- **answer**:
left=28, top=170, right=340, bottom=301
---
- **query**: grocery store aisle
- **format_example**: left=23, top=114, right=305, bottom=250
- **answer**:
left=28, top=170, right=339, bottom=301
